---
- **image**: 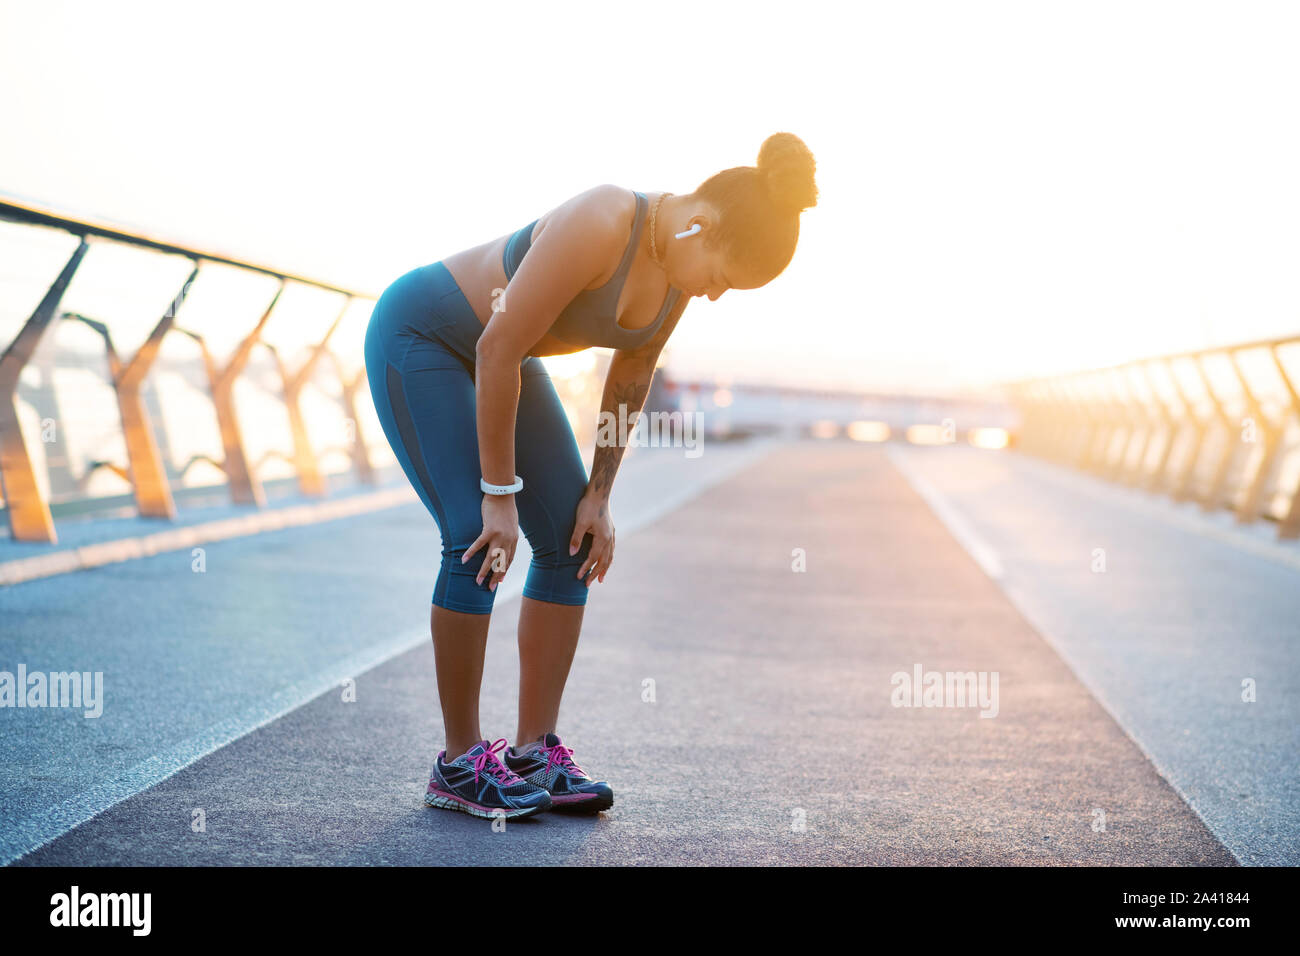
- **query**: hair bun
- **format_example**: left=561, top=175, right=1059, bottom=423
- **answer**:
left=757, top=132, right=818, bottom=215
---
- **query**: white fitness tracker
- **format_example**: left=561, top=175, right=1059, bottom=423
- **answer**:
left=480, top=475, right=524, bottom=496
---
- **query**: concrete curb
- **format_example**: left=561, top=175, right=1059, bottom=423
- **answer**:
left=0, top=486, right=418, bottom=587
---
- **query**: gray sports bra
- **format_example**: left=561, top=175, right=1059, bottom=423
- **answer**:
left=502, top=190, right=682, bottom=349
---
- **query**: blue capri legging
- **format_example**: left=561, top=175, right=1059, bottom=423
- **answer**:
left=363, top=260, right=593, bottom=613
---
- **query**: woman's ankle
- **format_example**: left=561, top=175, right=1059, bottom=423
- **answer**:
left=444, top=737, right=482, bottom=761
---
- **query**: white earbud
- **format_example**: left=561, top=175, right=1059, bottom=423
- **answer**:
left=675, top=223, right=702, bottom=239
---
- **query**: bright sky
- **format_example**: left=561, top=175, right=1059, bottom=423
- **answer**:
left=3, top=0, right=1298, bottom=394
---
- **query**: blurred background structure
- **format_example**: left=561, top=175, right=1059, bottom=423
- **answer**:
left=1009, top=338, right=1300, bottom=538
left=4, top=192, right=1298, bottom=544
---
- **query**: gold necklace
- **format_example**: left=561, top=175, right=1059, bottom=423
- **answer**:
left=649, top=192, right=673, bottom=270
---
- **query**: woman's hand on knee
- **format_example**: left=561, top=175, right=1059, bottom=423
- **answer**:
left=464, top=494, right=519, bottom=591
left=571, top=492, right=614, bottom=586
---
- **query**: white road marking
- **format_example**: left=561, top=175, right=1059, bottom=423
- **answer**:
left=883, top=442, right=1005, bottom=580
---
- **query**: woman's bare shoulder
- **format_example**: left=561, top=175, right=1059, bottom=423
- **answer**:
left=533, top=183, right=636, bottom=240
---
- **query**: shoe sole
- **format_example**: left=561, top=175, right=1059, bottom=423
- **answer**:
left=424, top=788, right=550, bottom=820
left=551, top=790, right=614, bottom=813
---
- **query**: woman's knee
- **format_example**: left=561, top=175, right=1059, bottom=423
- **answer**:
left=433, top=536, right=499, bottom=614
left=521, top=557, right=591, bottom=607
left=517, top=504, right=592, bottom=606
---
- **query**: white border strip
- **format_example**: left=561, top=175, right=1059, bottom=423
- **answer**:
left=883, top=443, right=1004, bottom=580
left=0, top=487, right=418, bottom=586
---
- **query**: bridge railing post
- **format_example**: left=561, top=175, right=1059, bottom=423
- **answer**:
left=274, top=297, right=351, bottom=499
left=323, top=349, right=375, bottom=487
left=1270, top=345, right=1300, bottom=539
left=0, top=239, right=89, bottom=543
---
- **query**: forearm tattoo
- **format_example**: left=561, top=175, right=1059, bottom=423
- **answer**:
left=589, top=371, right=647, bottom=497
left=587, top=297, right=687, bottom=498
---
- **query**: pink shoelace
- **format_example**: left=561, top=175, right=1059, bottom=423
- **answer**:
left=539, top=740, right=586, bottom=777
left=471, top=738, right=524, bottom=786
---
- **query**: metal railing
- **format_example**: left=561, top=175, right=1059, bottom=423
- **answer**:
left=0, top=197, right=380, bottom=544
left=1004, top=334, right=1300, bottom=539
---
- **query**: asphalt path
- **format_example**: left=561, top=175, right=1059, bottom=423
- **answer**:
left=886, top=442, right=1300, bottom=865
left=0, top=436, right=776, bottom=863
left=9, top=440, right=1235, bottom=865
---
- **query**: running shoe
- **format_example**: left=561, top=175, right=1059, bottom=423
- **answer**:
left=504, top=733, right=614, bottom=812
left=424, top=737, right=553, bottom=820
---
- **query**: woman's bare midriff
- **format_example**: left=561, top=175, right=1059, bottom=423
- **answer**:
left=438, top=188, right=673, bottom=358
